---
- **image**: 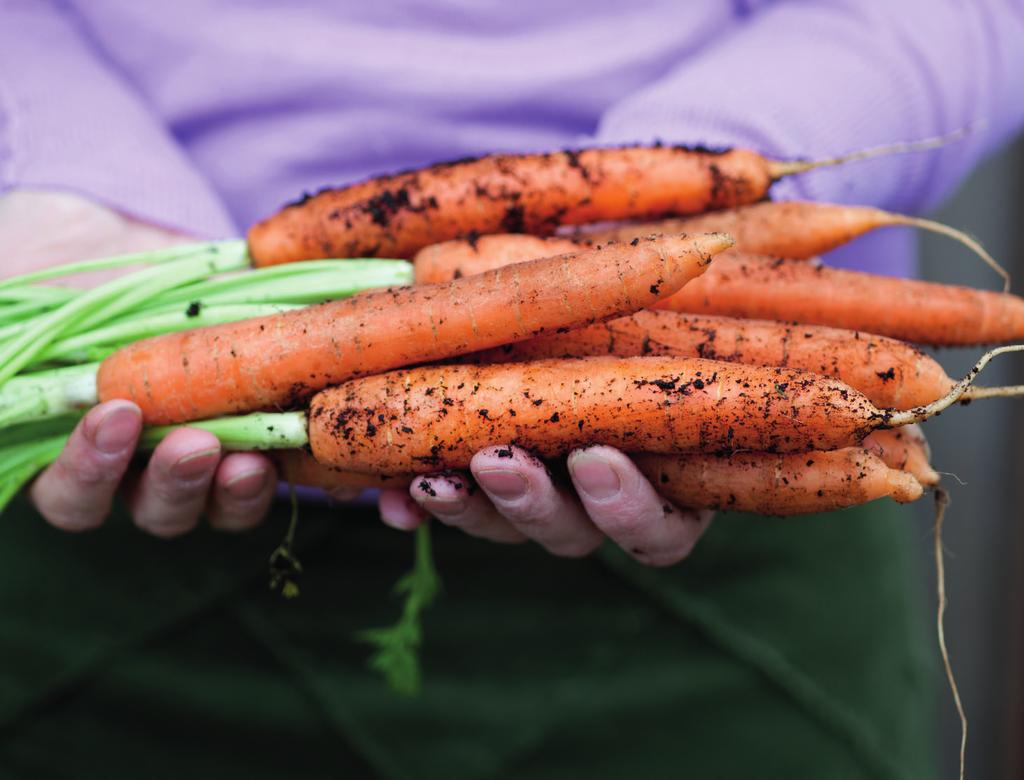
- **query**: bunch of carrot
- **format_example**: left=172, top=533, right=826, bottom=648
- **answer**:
left=231, top=139, right=1024, bottom=518
left=3, top=137, right=1021, bottom=714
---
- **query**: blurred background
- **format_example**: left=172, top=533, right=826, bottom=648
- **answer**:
left=911, top=134, right=1024, bottom=779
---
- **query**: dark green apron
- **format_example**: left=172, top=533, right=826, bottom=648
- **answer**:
left=0, top=495, right=934, bottom=779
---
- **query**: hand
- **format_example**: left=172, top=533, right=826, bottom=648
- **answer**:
left=378, top=445, right=714, bottom=567
left=30, top=401, right=277, bottom=536
left=2, top=190, right=279, bottom=536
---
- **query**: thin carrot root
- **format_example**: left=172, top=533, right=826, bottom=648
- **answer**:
left=890, top=215, right=1008, bottom=292
left=933, top=487, right=967, bottom=780
left=959, top=384, right=1024, bottom=401
left=885, top=345, right=1024, bottom=426
left=765, top=124, right=979, bottom=179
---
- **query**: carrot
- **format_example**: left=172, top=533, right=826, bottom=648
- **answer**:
left=96, top=233, right=731, bottom=424
left=577, top=201, right=1007, bottom=288
left=275, top=426, right=938, bottom=498
left=270, top=447, right=922, bottom=516
left=633, top=448, right=922, bottom=515
left=862, top=427, right=938, bottom=487
left=415, top=235, right=581, bottom=285
left=468, top=310, right=955, bottom=410
left=656, top=254, right=1024, bottom=346
left=247, top=134, right=956, bottom=266
left=304, top=351, right=1011, bottom=474
left=415, top=237, right=1024, bottom=346
left=273, top=450, right=404, bottom=489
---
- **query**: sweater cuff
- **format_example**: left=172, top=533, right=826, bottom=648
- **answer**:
left=0, top=2, right=236, bottom=238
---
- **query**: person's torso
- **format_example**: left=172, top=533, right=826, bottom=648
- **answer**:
left=71, top=0, right=742, bottom=230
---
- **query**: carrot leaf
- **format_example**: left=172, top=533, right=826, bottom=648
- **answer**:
left=357, top=523, right=441, bottom=696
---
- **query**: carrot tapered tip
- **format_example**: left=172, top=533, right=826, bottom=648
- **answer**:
left=688, top=231, right=735, bottom=259
left=889, top=471, right=924, bottom=504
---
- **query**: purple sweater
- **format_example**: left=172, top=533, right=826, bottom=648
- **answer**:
left=2, top=0, right=1023, bottom=273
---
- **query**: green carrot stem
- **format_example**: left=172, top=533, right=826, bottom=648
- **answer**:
left=1, top=362, right=101, bottom=397
left=70, top=247, right=250, bottom=333
left=152, top=259, right=411, bottom=307
left=0, top=363, right=101, bottom=427
left=0, top=285, right=76, bottom=304
left=0, top=240, right=244, bottom=289
left=0, top=249, right=247, bottom=386
left=38, top=303, right=302, bottom=363
left=139, top=412, right=309, bottom=451
left=0, top=435, right=69, bottom=510
left=0, top=300, right=66, bottom=331
left=3, top=414, right=84, bottom=448
left=0, top=411, right=306, bottom=516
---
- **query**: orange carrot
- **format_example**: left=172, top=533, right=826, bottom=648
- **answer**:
left=468, top=310, right=954, bottom=410
left=271, top=447, right=922, bottom=515
left=414, top=236, right=1024, bottom=346
left=303, top=341, right=1019, bottom=474
left=248, top=129, right=973, bottom=265
left=275, top=426, right=938, bottom=493
left=97, top=233, right=731, bottom=425
left=633, top=448, right=922, bottom=515
left=656, top=254, right=1024, bottom=346
left=415, top=235, right=581, bottom=285
left=273, top=450, right=404, bottom=489
left=862, top=427, right=938, bottom=487
left=247, top=146, right=780, bottom=265
left=576, top=201, right=1006, bottom=286
left=306, top=356, right=905, bottom=474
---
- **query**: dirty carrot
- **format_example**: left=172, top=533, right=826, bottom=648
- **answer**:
left=247, top=134, right=955, bottom=265
left=633, top=447, right=922, bottom=515
left=468, top=310, right=959, bottom=410
left=298, top=348, right=1019, bottom=474
left=270, top=447, right=922, bottom=516
left=578, top=201, right=1008, bottom=289
left=415, top=236, right=1024, bottom=346
left=97, top=233, right=731, bottom=424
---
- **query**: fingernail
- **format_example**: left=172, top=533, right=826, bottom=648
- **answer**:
left=570, top=453, right=621, bottom=500
left=225, top=468, right=268, bottom=499
left=171, top=448, right=220, bottom=480
left=476, top=469, right=528, bottom=501
left=91, top=404, right=142, bottom=454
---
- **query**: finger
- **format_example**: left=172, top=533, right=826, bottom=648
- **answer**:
left=471, top=446, right=602, bottom=558
left=409, top=472, right=525, bottom=544
left=568, top=446, right=713, bottom=567
left=29, top=400, right=142, bottom=532
left=378, top=488, right=429, bottom=531
left=207, top=453, right=277, bottom=532
left=128, top=428, right=221, bottom=538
